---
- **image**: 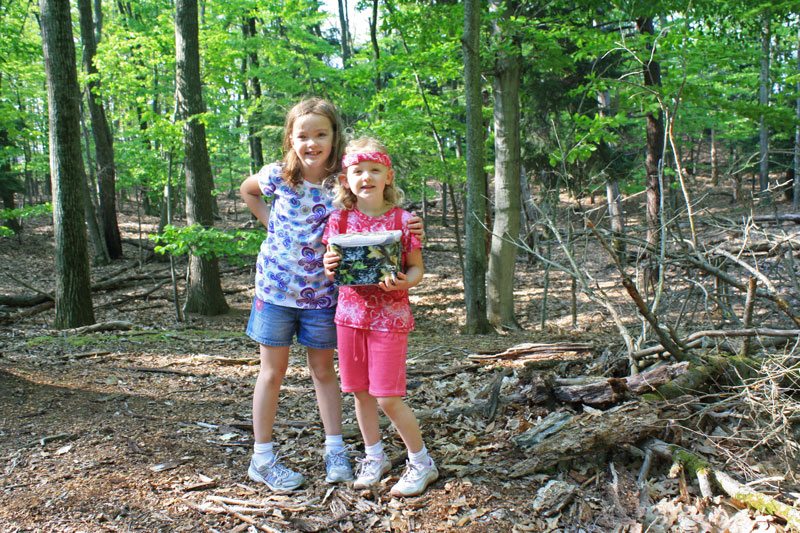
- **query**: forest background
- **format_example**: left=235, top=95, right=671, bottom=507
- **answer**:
left=3, top=0, right=800, bottom=531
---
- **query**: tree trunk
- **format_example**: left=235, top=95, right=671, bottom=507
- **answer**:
left=487, top=0, right=521, bottom=330
left=462, top=0, right=491, bottom=334
left=336, top=0, right=350, bottom=67
left=369, top=0, right=381, bottom=107
left=243, top=17, right=263, bottom=172
left=794, top=26, right=799, bottom=213
left=758, top=9, right=770, bottom=201
left=83, top=173, right=110, bottom=265
left=40, top=0, right=95, bottom=328
left=175, top=0, right=228, bottom=316
left=598, top=89, right=625, bottom=261
left=710, top=128, right=719, bottom=185
left=636, top=17, right=663, bottom=271
left=78, top=0, right=123, bottom=259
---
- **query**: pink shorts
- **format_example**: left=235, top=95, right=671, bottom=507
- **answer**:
left=336, top=325, right=408, bottom=397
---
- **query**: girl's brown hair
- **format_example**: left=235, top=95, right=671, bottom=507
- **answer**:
left=334, top=136, right=404, bottom=210
left=281, top=98, right=345, bottom=188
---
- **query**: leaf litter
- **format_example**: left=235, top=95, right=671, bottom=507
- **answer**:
left=2, top=193, right=799, bottom=532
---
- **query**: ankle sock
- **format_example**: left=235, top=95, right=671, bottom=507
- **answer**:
left=364, top=440, right=384, bottom=461
left=408, top=445, right=431, bottom=467
left=325, top=434, right=345, bottom=456
left=253, top=442, right=274, bottom=467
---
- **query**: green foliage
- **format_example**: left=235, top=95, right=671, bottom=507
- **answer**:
left=0, top=203, right=52, bottom=221
left=151, top=224, right=263, bottom=264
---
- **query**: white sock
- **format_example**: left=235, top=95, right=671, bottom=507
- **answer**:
left=408, top=445, right=432, bottom=467
left=253, top=442, right=274, bottom=467
left=325, top=434, right=345, bottom=456
left=364, top=440, right=384, bottom=461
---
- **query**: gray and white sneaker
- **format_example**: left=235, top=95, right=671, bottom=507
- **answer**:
left=325, top=448, right=354, bottom=483
left=248, top=455, right=304, bottom=491
left=389, top=459, right=438, bottom=497
left=353, top=454, right=392, bottom=489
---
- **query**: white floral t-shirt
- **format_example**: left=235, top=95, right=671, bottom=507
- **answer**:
left=254, top=162, right=337, bottom=309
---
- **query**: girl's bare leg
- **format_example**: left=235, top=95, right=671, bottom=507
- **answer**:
left=307, top=347, right=342, bottom=436
left=376, top=396, right=423, bottom=453
left=252, top=345, right=290, bottom=443
left=354, top=390, right=381, bottom=446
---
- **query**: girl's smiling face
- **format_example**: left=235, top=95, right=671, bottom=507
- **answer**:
left=342, top=159, right=394, bottom=214
left=290, top=113, right=333, bottom=182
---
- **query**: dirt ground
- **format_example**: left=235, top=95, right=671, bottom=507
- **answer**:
left=1, top=179, right=799, bottom=532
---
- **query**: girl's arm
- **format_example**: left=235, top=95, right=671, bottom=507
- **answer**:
left=240, top=175, right=270, bottom=228
left=378, top=248, right=423, bottom=292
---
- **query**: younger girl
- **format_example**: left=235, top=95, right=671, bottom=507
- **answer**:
left=240, top=100, right=424, bottom=491
left=323, top=137, right=438, bottom=497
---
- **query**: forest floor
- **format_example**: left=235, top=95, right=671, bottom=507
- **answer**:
left=1, top=175, right=799, bottom=532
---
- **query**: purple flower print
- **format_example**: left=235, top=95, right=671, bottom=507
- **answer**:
left=306, top=204, right=328, bottom=225
left=298, top=247, right=323, bottom=272
left=275, top=229, right=292, bottom=248
left=268, top=272, right=289, bottom=292
left=297, top=287, right=332, bottom=309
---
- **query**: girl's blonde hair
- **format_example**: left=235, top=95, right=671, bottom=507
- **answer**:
left=334, top=137, right=405, bottom=210
left=281, top=98, right=345, bottom=188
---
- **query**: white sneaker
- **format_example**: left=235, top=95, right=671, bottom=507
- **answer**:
left=389, top=460, right=438, bottom=497
left=353, top=454, right=392, bottom=489
left=248, top=456, right=304, bottom=491
left=325, top=448, right=354, bottom=483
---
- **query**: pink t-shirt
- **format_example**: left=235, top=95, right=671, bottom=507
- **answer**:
left=322, top=207, right=422, bottom=333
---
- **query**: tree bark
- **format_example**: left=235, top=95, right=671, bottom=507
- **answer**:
left=40, top=0, right=95, bottom=328
left=598, top=89, right=625, bottom=261
left=462, top=0, right=491, bottom=334
left=636, top=17, right=663, bottom=270
left=487, top=0, right=522, bottom=330
left=77, top=0, right=122, bottom=259
left=243, top=17, right=263, bottom=172
left=369, top=0, right=381, bottom=106
left=510, top=401, right=679, bottom=477
left=710, top=128, right=719, bottom=185
left=794, top=26, right=799, bottom=212
left=175, top=0, right=229, bottom=316
left=336, top=0, right=350, bottom=67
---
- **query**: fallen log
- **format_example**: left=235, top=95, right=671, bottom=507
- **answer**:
left=509, top=400, right=684, bottom=478
left=644, top=439, right=800, bottom=530
left=0, top=300, right=54, bottom=321
left=553, top=362, right=691, bottom=406
left=752, top=213, right=800, bottom=225
left=469, top=342, right=593, bottom=364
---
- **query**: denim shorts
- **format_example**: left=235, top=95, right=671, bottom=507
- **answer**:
left=246, top=297, right=337, bottom=349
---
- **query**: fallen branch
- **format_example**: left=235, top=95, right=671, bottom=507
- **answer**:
left=682, top=253, right=800, bottom=327
left=633, top=328, right=800, bottom=359
left=644, top=439, right=800, bottom=530
left=0, top=300, right=54, bottom=321
left=52, top=320, right=135, bottom=335
left=469, top=342, right=593, bottom=363
left=588, top=221, right=689, bottom=362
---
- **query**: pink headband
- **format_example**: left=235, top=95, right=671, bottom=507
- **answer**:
left=342, top=151, right=392, bottom=169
